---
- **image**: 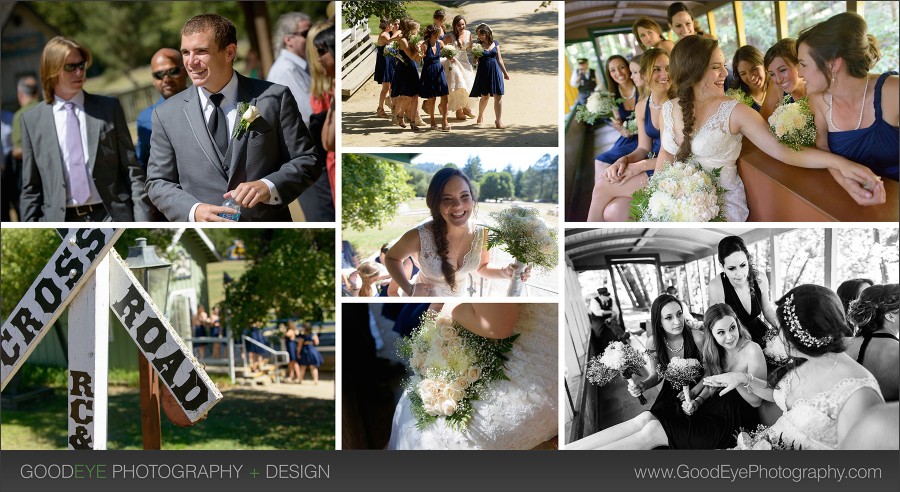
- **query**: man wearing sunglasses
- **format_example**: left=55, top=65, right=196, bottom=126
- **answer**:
left=268, top=12, right=313, bottom=126
left=136, top=48, right=189, bottom=171
left=147, top=14, right=321, bottom=222
left=19, top=36, right=150, bottom=221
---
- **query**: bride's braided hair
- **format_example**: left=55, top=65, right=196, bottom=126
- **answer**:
left=667, top=35, right=719, bottom=162
left=425, top=168, right=477, bottom=293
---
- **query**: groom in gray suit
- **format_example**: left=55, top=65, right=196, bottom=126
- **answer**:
left=147, top=14, right=321, bottom=222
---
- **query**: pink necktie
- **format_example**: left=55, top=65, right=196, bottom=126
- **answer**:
left=64, top=102, right=91, bottom=203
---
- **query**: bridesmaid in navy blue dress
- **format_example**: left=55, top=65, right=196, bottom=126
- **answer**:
left=587, top=49, right=670, bottom=221
left=763, top=38, right=807, bottom=107
left=419, top=24, right=450, bottom=131
left=297, top=322, right=325, bottom=384
left=797, top=12, right=896, bottom=205
left=390, top=18, right=424, bottom=130
left=375, top=18, right=401, bottom=118
left=469, top=24, right=510, bottom=129
left=593, top=55, right=639, bottom=182
left=732, top=45, right=782, bottom=121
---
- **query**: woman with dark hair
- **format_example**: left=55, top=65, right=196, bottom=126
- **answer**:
left=632, top=17, right=674, bottom=54
left=570, top=295, right=756, bottom=449
left=764, top=38, right=807, bottom=106
left=707, top=236, right=778, bottom=347
left=588, top=49, right=670, bottom=221
left=390, top=18, right=424, bottom=130
left=666, top=2, right=713, bottom=42
left=836, top=277, right=874, bottom=319
left=731, top=45, right=782, bottom=120
left=655, top=35, right=883, bottom=221
left=444, top=15, right=476, bottom=120
left=797, top=12, right=899, bottom=185
left=469, top=23, right=510, bottom=129
left=845, top=284, right=899, bottom=401
left=419, top=24, right=450, bottom=131
left=385, top=168, right=526, bottom=297
left=705, top=285, right=885, bottom=449
left=374, top=17, right=401, bottom=118
left=592, top=55, right=641, bottom=172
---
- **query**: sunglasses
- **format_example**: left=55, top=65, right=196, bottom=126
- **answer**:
left=152, top=67, right=182, bottom=80
left=63, top=61, right=86, bottom=72
left=291, top=29, right=310, bottom=38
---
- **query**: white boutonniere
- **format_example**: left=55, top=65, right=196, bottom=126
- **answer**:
left=232, top=102, right=259, bottom=139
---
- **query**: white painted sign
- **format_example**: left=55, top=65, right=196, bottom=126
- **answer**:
left=109, top=249, right=223, bottom=422
left=1, top=229, right=121, bottom=391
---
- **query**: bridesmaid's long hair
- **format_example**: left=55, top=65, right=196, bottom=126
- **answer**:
left=700, top=303, right=752, bottom=377
left=836, top=277, right=875, bottom=316
left=668, top=35, right=719, bottom=161
left=731, top=45, right=769, bottom=94
left=425, top=168, right=477, bottom=293
left=452, top=15, right=468, bottom=47
left=666, top=2, right=708, bottom=38
left=717, top=236, right=760, bottom=299
left=847, top=284, right=899, bottom=338
left=796, top=12, right=880, bottom=89
left=649, top=294, right=700, bottom=369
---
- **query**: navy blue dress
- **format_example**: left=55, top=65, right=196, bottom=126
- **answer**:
left=828, top=72, right=899, bottom=181
left=298, top=333, right=324, bottom=367
left=374, top=43, right=394, bottom=84
left=595, top=92, right=639, bottom=164
left=390, top=46, right=420, bottom=97
left=419, top=42, right=449, bottom=98
left=470, top=42, right=504, bottom=96
left=642, top=97, right=662, bottom=177
left=286, top=335, right=299, bottom=362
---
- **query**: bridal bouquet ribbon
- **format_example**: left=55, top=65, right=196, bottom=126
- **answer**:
left=586, top=341, right=648, bottom=404
left=232, top=102, right=259, bottom=139
left=725, top=88, right=755, bottom=108
left=385, top=41, right=406, bottom=65
left=397, top=311, right=519, bottom=431
left=658, top=356, right=701, bottom=406
left=440, top=45, right=459, bottom=72
left=575, top=91, right=618, bottom=125
left=734, top=424, right=801, bottom=450
left=630, top=158, right=727, bottom=222
left=768, top=96, right=816, bottom=151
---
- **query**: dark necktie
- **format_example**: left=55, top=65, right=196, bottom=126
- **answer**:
left=208, top=93, right=228, bottom=153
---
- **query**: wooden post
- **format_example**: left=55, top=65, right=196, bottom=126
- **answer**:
left=67, top=255, right=110, bottom=450
left=824, top=229, right=836, bottom=290
left=707, top=10, right=717, bottom=38
left=138, top=352, right=162, bottom=449
left=733, top=1, right=747, bottom=47
left=774, top=1, right=789, bottom=40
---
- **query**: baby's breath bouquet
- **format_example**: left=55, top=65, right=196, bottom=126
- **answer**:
left=440, top=44, right=459, bottom=71
left=385, top=41, right=406, bottom=65
left=486, top=206, right=558, bottom=296
left=725, top=88, right=755, bottom=108
left=409, top=34, right=423, bottom=55
left=630, top=158, right=727, bottom=222
left=658, top=356, right=702, bottom=405
left=768, top=96, right=816, bottom=151
left=471, top=42, right=485, bottom=59
left=623, top=115, right=639, bottom=136
left=397, top=311, right=519, bottom=431
left=575, top=91, right=618, bottom=125
left=586, top=341, right=648, bottom=404
left=761, top=320, right=791, bottom=367
left=734, top=425, right=802, bottom=450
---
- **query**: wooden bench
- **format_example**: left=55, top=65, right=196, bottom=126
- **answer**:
left=341, top=25, right=377, bottom=99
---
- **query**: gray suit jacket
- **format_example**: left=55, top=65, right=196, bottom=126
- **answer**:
left=146, top=72, right=321, bottom=221
left=19, top=92, right=150, bottom=222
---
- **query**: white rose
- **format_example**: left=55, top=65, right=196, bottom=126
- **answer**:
left=465, top=366, right=481, bottom=384
left=456, top=377, right=470, bottom=389
left=439, top=324, right=457, bottom=341
left=447, top=381, right=466, bottom=402
left=441, top=399, right=458, bottom=416
left=242, top=105, right=260, bottom=123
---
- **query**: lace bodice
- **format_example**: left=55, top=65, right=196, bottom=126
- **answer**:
left=661, top=99, right=749, bottom=221
left=388, top=304, right=558, bottom=449
left=414, top=224, right=485, bottom=296
left=767, top=376, right=883, bottom=450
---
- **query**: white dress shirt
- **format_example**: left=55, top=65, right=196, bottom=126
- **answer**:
left=267, top=49, right=313, bottom=126
left=53, top=91, right=102, bottom=206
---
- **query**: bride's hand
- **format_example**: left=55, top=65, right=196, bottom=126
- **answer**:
left=833, top=172, right=886, bottom=206
left=838, top=161, right=882, bottom=194
left=412, top=283, right=436, bottom=296
left=502, top=264, right=531, bottom=281
left=703, top=373, right=743, bottom=395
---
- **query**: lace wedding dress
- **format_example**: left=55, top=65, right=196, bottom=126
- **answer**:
left=412, top=224, right=485, bottom=296
left=387, top=303, right=558, bottom=449
left=661, top=99, right=750, bottom=222
left=442, top=30, right=476, bottom=112
left=764, top=375, right=883, bottom=449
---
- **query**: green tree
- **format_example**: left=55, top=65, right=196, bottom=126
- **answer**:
left=0, top=229, right=59, bottom=319
left=343, top=1, right=408, bottom=28
left=463, top=156, right=485, bottom=183
left=224, top=229, right=334, bottom=332
left=342, top=154, right=415, bottom=231
left=479, top=172, right=515, bottom=202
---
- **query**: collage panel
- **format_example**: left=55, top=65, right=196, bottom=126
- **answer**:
left=564, top=2, right=898, bottom=223
left=564, top=226, right=899, bottom=450
left=341, top=149, right=559, bottom=298
left=342, top=302, right=558, bottom=450
left=340, top=0, right=558, bottom=146
left=0, top=226, right=336, bottom=450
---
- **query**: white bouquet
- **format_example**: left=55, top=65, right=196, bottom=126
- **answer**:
left=725, top=88, right=755, bottom=108
left=658, top=356, right=702, bottom=405
left=630, top=158, right=727, bottom=222
left=575, top=91, right=618, bottom=125
left=586, top=341, right=648, bottom=404
left=486, top=206, right=558, bottom=296
left=768, top=96, right=816, bottom=151
left=397, top=311, right=518, bottom=431
left=734, top=425, right=801, bottom=450
left=471, top=42, right=485, bottom=59
left=385, top=41, right=406, bottom=65
left=623, top=115, right=639, bottom=136
left=440, top=44, right=459, bottom=71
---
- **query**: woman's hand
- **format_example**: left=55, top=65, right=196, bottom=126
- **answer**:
left=703, top=372, right=745, bottom=395
left=412, top=283, right=436, bottom=296
left=682, top=398, right=698, bottom=415
left=627, top=379, right=644, bottom=398
left=831, top=169, right=886, bottom=206
left=604, top=159, right=628, bottom=183
left=838, top=161, right=882, bottom=193
left=501, top=263, right=531, bottom=281
left=616, top=163, right=645, bottom=184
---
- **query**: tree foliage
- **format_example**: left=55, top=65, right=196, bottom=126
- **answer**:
left=343, top=0, right=408, bottom=28
left=463, top=156, right=484, bottom=183
left=342, top=154, right=415, bottom=231
left=224, top=229, right=334, bottom=334
left=479, top=172, right=515, bottom=202
left=0, top=229, right=60, bottom=319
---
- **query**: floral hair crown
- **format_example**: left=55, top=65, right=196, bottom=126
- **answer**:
left=783, top=294, right=833, bottom=348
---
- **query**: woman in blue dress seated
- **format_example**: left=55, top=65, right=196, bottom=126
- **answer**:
left=732, top=45, right=783, bottom=120
left=592, top=54, right=640, bottom=188
left=764, top=38, right=807, bottom=106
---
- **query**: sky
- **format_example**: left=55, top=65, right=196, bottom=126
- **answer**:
left=410, top=148, right=558, bottom=172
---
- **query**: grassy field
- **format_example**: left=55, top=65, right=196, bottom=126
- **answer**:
left=342, top=2, right=462, bottom=35
left=342, top=199, right=560, bottom=261
left=1, top=366, right=334, bottom=450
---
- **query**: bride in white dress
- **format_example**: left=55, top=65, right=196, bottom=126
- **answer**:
left=652, top=35, right=884, bottom=221
left=386, top=168, right=526, bottom=297
left=443, top=15, right=477, bottom=120
left=388, top=302, right=558, bottom=449
left=704, top=285, right=886, bottom=449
